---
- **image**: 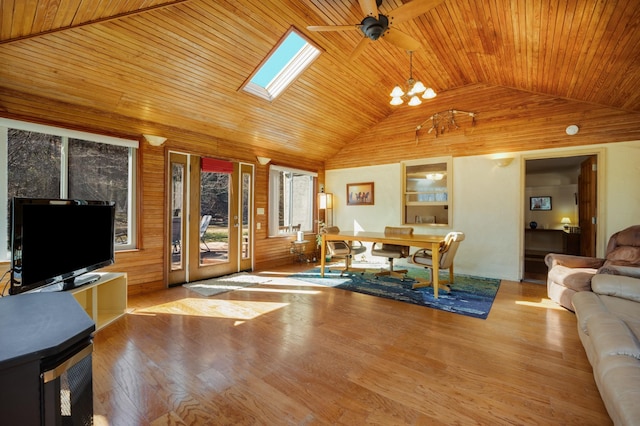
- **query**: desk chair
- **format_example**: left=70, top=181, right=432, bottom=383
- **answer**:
left=371, top=226, right=414, bottom=280
left=322, top=226, right=367, bottom=276
left=410, top=231, right=465, bottom=290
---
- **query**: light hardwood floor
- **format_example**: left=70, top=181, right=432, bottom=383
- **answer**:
left=92, top=265, right=611, bottom=425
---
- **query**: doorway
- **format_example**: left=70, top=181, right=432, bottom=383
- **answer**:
left=523, top=154, right=598, bottom=282
left=168, top=152, right=254, bottom=286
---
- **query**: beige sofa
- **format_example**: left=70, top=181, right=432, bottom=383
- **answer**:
left=572, top=273, right=640, bottom=426
left=545, top=225, right=640, bottom=311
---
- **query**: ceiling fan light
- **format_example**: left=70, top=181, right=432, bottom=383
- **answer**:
left=408, top=95, right=422, bottom=106
left=412, top=80, right=426, bottom=93
left=390, top=96, right=403, bottom=106
left=422, top=87, right=437, bottom=99
left=390, top=85, right=404, bottom=97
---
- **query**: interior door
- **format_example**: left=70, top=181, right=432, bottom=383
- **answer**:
left=579, top=156, right=598, bottom=257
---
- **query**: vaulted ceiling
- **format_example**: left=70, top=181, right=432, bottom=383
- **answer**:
left=1, top=0, right=639, bottom=167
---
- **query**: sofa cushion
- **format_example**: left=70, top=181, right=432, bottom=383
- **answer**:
left=572, top=291, right=607, bottom=336
left=586, top=314, right=640, bottom=361
left=593, top=274, right=640, bottom=303
left=606, top=246, right=640, bottom=265
left=548, top=265, right=598, bottom=291
left=595, top=355, right=640, bottom=426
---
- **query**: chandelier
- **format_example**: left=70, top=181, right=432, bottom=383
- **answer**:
left=389, top=51, right=436, bottom=106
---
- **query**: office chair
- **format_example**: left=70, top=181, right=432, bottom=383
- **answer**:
left=410, top=231, right=465, bottom=290
left=371, top=226, right=414, bottom=280
left=322, top=226, right=367, bottom=276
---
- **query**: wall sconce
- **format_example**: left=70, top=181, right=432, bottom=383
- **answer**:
left=256, top=156, right=271, bottom=165
left=494, top=157, right=514, bottom=167
left=561, top=217, right=571, bottom=230
left=143, top=134, right=167, bottom=146
left=317, top=192, right=333, bottom=227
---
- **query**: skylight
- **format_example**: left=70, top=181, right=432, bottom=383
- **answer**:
left=243, top=29, right=321, bottom=102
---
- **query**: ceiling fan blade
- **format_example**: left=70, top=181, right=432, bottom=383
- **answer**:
left=348, top=36, right=372, bottom=61
left=358, top=0, right=379, bottom=18
left=307, top=25, right=361, bottom=32
left=381, top=28, right=421, bottom=51
left=388, top=0, right=445, bottom=26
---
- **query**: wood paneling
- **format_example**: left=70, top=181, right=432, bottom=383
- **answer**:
left=1, top=0, right=640, bottom=291
left=1, top=0, right=639, bottom=167
left=327, top=83, right=640, bottom=169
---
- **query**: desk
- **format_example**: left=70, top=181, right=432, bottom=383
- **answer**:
left=321, top=231, right=447, bottom=297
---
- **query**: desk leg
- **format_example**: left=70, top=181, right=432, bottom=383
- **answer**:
left=432, top=242, right=440, bottom=298
left=320, top=235, right=326, bottom=277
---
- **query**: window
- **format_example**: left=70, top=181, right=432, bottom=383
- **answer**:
left=1, top=118, right=138, bottom=261
left=402, top=157, right=452, bottom=226
left=242, top=28, right=321, bottom=102
left=268, top=165, right=317, bottom=237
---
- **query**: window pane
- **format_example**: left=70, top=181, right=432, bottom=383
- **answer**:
left=171, top=163, right=184, bottom=271
left=200, top=171, right=229, bottom=264
left=68, top=139, right=130, bottom=244
left=269, top=167, right=314, bottom=236
left=8, top=129, right=61, bottom=199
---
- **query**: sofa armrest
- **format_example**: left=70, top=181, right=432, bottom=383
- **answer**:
left=592, top=274, right=640, bottom=303
left=545, top=253, right=605, bottom=270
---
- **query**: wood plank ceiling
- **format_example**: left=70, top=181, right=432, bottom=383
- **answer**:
left=1, top=0, right=639, bottom=166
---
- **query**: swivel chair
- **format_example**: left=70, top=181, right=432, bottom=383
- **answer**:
left=410, top=231, right=465, bottom=290
left=322, top=226, right=367, bottom=276
left=371, top=226, right=414, bottom=280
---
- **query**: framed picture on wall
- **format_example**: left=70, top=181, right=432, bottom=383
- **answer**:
left=347, top=182, right=374, bottom=205
left=530, top=196, right=552, bottom=211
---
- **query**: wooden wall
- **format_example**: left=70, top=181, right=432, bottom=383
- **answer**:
left=2, top=82, right=640, bottom=295
left=326, top=84, right=640, bottom=170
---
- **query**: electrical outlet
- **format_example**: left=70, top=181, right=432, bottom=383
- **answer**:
left=256, top=222, right=261, bottom=230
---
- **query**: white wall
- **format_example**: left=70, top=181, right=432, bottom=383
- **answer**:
left=326, top=140, right=640, bottom=281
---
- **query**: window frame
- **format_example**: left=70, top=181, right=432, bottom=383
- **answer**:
left=268, top=164, right=317, bottom=237
left=242, top=27, right=321, bottom=102
left=0, top=118, right=139, bottom=261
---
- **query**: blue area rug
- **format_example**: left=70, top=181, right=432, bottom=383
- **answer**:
left=291, top=265, right=501, bottom=319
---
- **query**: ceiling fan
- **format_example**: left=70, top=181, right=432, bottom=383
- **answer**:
left=307, top=0, right=445, bottom=60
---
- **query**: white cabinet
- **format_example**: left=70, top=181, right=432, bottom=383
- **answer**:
left=402, top=157, right=452, bottom=226
left=70, top=272, right=127, bottom=331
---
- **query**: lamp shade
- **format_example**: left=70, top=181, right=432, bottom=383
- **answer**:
left=412, top=80, right=426, bottom=94
left=143, top=134, right=167, bottom=146
left=390, top=86, right=404, bottom=97
left=408, top=95, right=422, bottom=106
left=422, top=87, right=437, bottom=99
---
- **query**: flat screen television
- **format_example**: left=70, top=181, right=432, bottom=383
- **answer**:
left=10, top=197, right=116, bottom=295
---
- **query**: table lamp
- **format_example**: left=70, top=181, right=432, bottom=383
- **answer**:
left=561, top=217, right=571, bottom=230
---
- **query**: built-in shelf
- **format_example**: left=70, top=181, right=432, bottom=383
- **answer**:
left=402, top=157, right=452, bottom=226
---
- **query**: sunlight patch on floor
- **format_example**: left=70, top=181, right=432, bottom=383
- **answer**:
left=133, top=298, right=289, bottom=320
left=515, top=298, right=566, bottom=310
left=239, top=286, right=321, bottom=294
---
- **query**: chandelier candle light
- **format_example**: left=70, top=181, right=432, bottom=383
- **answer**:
left=390, top=51, right=436, bottom=106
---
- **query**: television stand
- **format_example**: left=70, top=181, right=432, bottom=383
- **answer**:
left=68, top=272, right=127, bottom=331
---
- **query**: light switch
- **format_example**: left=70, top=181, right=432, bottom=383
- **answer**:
left=257, top=207, right=265, bottom=215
